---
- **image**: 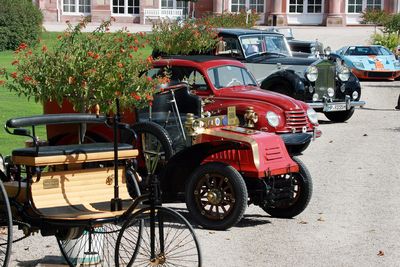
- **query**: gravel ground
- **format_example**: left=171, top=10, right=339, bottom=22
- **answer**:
left=6, top=25, right=400, bottom=266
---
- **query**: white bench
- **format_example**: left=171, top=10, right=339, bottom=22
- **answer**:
left=143, top=8, right=183, bottom=24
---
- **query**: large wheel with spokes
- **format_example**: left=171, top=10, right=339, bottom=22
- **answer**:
left=262, top=156, right=312, bottom=218
left=0, top=182, right=12, bottom=267
left=57, top=223, right=123, bottom=266
left=185, top=162, right=248, bottom=230
left=132, top=122, right=174, bottom=179
left=115, top=206, right=202, bottom=267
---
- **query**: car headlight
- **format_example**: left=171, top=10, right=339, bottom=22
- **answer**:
left=327, top=87, right=335, bottom=97
left=394, top=61, right=400, bottom=68
left=353, top=62, right=364, bottom=69
left=352, top=91, right=359, bottom=100
left=307, top=108, right=318, bottom=125
left=312, top=93, right=319, bottom=101
left=337, top=65, right=350, bottom=82
left=306, top=66, right=318, bottom=82
left=266, top=111, right=280, bottom=127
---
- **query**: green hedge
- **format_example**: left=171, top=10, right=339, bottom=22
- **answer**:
left=0, top=0, right=43, bottom=51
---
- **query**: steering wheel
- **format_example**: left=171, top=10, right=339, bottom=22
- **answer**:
left=226, top=79, right=243, bottom=87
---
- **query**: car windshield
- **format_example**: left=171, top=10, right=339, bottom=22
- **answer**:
left=207, top=65, right=258, bottom=89
left=345, top=46, right=393, bottom=56
left=240, top=34, right=291, bottom=57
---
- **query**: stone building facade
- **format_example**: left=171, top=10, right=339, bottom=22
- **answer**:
left=34, top=0, right=400, bottom=26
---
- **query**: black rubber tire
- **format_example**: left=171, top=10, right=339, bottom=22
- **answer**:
left=263, top=156, right=313, bottom=218
left=131, top=122, right=174, bottom=178
left=324, top=107, right=355, bottom=122
left=115, top=206, right=202, bottom=267
left=0, top=182, right=12, bottom=267
left=185, top=162, right=248, bottom=230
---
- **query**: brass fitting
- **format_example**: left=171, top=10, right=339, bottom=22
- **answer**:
left=244, top=107, right=258, bottom=128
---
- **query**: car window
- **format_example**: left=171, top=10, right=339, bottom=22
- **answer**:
left=216, top=37, right=244, bottom=58
left=146, top=66, right=209, bottom=91
left=207, top=65, right=257, bottom=89
left=345, top=46, right=392, bottom=56
left=240, top=34, right=291, bottom=57
left=241, top=36, right=264, bottom=56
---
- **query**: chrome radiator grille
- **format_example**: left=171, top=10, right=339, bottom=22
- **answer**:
left=315, top=61, right=336, bottom=96
left=285, top=110, right=308, bottom=132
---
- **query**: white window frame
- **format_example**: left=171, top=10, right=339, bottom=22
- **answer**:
left=161, top=0, right=187, bottom=10
left=111, top=0, right=140, bottom=16
left=287, top=0, right=323, bottom=14
left=63, top=0, right=91, bottom=15
left=346, top=0, right=383, bottom=14
left=230, top=0, right=265, bottom=13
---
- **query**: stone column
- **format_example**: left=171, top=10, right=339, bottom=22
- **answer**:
left=213, top=0, right=223, bottom=14
left=326, top=0, right=345, bottom=27
left=267, top=0, right=286, bottom=26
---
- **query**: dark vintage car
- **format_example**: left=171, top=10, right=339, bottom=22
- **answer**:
left=145, top=56, right=320, bottom=154
left=154, top=28, right=365, bottom=122
left=266, top=27, right=325, bottom=58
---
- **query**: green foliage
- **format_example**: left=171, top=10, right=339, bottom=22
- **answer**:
left=371, top=33, right=399, bottom=51
left=150, top=20, right=219, bottom=55
left=1, top=18, right=160, bottom=114
left=0, top=0, right=43, bottom=51
left=383, top=13, right=400, bottom=37
left=199, top=11, right=260, bottom=28
left=360, top=9, right=389, bottom=25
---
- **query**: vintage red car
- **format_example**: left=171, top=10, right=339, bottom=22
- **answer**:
left=147, top=56, right=321, bottom=154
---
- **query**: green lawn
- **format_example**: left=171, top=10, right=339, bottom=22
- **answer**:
left=0, top=32, right=152, bottom=156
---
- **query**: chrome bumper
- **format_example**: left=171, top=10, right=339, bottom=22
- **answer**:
left=308, top=96, right=366, bottom=110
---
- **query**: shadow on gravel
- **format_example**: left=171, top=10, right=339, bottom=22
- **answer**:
left=235, top=215, right=272, bottom=228
left=357, top=107, right=397, bottom=111
left=16, top=256, right=66, bottom=266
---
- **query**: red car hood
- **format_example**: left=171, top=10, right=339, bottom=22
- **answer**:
left=214, top=86, right=308, bottom=111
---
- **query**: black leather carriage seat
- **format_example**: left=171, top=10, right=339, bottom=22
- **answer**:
left=137, top=85, right=202, bottom=123
left=11, top=143, right=134, bottom=157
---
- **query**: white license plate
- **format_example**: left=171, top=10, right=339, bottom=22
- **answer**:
left=324, top=103, right=347, bottom=112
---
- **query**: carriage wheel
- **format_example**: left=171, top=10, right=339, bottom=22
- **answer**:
left=115, top=206, right=202, bottom=267
left=0, top=182, right=12, bottom=267
left=57, top=224, right=123, bottom=267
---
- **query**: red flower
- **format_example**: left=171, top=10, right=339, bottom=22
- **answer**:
left=129, top=54, right=133, bottom=58
left=42, top=45, right=48, bottom=52
left=134, top=39, right=139, bottom=44
left=131, top=92, right=141, bottom=101
left=11, top=72, right=18, bottom=79
left=88, top=51, right=94, bottom=57
left=18, top=43, right=28, bottom=50
left=147, top=77, right=152, bottom=82
left=23, top=75, right=32, bottom=82
left=93, top=53, right=100, bottom=60
left=57, top=35, right=62, bottom=40
left=117, top=62, right=124, bottom=68
left=146, top=56, right=153, bottom=64
left=0, top=80, right=5, bottom=85
left=11, top=60, right=19, bottom=65
left=115, top=91, right=121, bottom=96
left=146, top=94, right=153, bottom=101
left=134, top=46, right=138, bottom=52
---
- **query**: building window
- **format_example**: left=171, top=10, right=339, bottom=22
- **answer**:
left=347, top=0, right=382, bottom=13
left=176, top=1, right=189, bottom=16
left=289, top=0, right=304, bottom=13
left=161, top=0, right=174, bottom=9
left=231, top=0, right=264, bottom=13
left=63, top=0, right=91, bottom=14
left=231, top=0, right=246, bottom=12
left=112, top=0, right=139, bottom=15
left=307, top=0, right=322, bottom=13
left=348, top=0, right=362, bottom=13
left=366, top=0, right=382, bottom=10
left=249, top=0, right=264, bottom=13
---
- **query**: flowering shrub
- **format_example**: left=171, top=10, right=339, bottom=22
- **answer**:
left=2, top=18, right=161, bottom=113
left=199, top=11, right=260, bottom=28
left=150, top=20, right=219, bottom=56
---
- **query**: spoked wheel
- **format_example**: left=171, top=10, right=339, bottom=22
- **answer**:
left=132, top=122, right=174, bottom=179
left=262, top=156, right=313, bottom=218
left=185, top=162, right=248, bottom=230
left=115, top=206, right=202, bottom=267
left=57, top=223, right=125, bottom=266
left=0, top=182, right=12, bottom=267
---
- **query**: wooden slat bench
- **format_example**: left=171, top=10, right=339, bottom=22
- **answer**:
left=5, top=113, right=140, bottom=221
